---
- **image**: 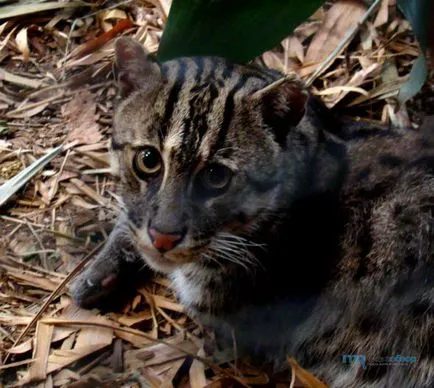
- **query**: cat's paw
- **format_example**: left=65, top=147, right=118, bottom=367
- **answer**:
left=69, top=267, right=120, bottom=309
left=69, top=257, right=153, bottom=311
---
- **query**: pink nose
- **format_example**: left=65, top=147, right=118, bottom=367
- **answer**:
left=148, top=228, right=183, bottom=252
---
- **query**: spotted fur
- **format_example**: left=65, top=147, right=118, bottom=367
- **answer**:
left=70, top=37, right=434, bottom=387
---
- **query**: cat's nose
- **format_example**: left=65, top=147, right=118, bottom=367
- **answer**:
left=148, top=227, right=184, bottom=253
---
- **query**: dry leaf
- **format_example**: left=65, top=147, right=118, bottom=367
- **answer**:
left=8, top=325, right=77, bottom=355
left=262, top=51, right=285, bottom=72
left=203, top=377, right=245, bottom=388
left=0, top=68, right=47, bottom=89
left=161, top=359, right=186, bottom=387
left=15, top=28, right=30, bottom=62
left=99, top=9, right=128, bottom=32
left=0, top=139, right=12, bottom=149
left=285, top=36, right=305, bottom=63
left=0, top=315, right=33, bottom=326
left=28, top=322, right=54, bottom=382
left=125, top=339, right=197, bottom=369
left=70, top=178, right=108, bottom=206
left=70, top=195, right=100, bottom=209
left=189, top=348, right=207, bottom=388
left=19, top=314, right=114, bottom=384
left=325, top=63, right=381, bottom=108
left=143, top=293, right=184, bottom=313
left=157, top=0, right=172, bottom=20
left=374, top=0, right=390, bottom=27
left=116, top=310, right=153, bottom=327
left=304, top=0, right=367, bottom=66
left=62, top=90, right=102, bottom=146
left=1, top=1, right=86, bottom=19
left=68, top=18, right=134, bottom=59
left=7, top=103, right=50, bottom=118
left=288, top=357, right=328, bottom=388
left=114, top=329, right=153, bottom=348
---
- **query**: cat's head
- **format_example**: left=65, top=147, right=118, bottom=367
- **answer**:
left=111, top=37, right=308, bottom=273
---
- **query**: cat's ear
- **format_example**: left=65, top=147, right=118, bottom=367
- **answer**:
left=250, top=75, right=308, bottom=144
left=114, top=37, right=162, bottom=98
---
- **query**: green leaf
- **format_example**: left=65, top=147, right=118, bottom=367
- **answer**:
left=0, top=120, right=8, bottom=135
left=157, top=0, right=324, bottom=63
left=397, top=0, right=431, bottom=104
left=397, top=55, right=428, bottom=106
left=0, top=145, right=62, bottom=207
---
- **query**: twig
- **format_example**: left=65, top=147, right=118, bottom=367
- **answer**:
left=2, top=256, right=66, bottom=278
left=15, top=249, right=56, bottom=256
left=47, top=148, right=71, bottom=203
left=0, top=358, right=36, bottom=370
left=0, top=216, right=85, bottom=243
left=0, top=68, right=47, bottom=89
left=6, top=223, right=22, bottom=239
left=6, top=93, right=65, bottom=117
left=27, top=223, right=47, bottom=268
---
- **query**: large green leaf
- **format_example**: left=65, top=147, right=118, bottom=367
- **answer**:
left=397, top=0, right=432, bottom=104
left=157, top=0, right=324, bottom=63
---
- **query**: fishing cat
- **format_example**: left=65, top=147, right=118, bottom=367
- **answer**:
left=70, top=37, right=434, bottom=387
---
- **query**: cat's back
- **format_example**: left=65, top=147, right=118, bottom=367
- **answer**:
left=334, top=123, right=434, bottom=278
left=340, top=123, right=434, bottom=200
left=292, top=122, right=434, bottom=388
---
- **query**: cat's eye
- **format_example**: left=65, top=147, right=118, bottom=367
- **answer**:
left=133, top=147, right=162, bottom=179
left=197, top=164, right=233, bottom=195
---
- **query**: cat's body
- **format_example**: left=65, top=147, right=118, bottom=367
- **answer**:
left=70, top=37, right=434, bottom=387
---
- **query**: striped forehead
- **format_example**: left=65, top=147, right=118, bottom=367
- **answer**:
left=159, top=57, right=275, bottom=163
left=157, top=57, right=282, bottom=177
left=161, top=58, right=234, bottom=164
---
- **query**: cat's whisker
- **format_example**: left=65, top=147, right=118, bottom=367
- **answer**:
left=213, top=250, right=250, bottom=271
left=212, top=233, right=266, bottom=270
left=217, top=232, right=266, bottom=248
left=207, top=241, right=261, bottom=272
left=201, top=252, right=224, bottom=269
left=219, top=239, right=265, bottom=250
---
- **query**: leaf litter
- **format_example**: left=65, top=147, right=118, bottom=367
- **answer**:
left=0, top=0, right=433, bottom=387
left=62, top=90, right=102, bottom=147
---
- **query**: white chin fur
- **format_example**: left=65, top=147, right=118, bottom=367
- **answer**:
left=169, top=264, right=207, bottom=308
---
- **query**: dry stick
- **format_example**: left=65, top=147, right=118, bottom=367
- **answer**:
left=1, top=215, right=85, bottom=243
left=4, top=256, right=66, bottom=278
left=306, top=0, right=382, bottom=87
left=1, top=215, right=45, bottom=228
left=47, top=148, right=71, bottom=203
left=0, top=325, right=15, bottom=342
left=6, top=223, right=22, bottom=239
left=27, top=222, right=47, bottom=268
left=3, top=241, right=105, bottom=364
left=15, top=249, right=56, bottom=256
left=231, top=328, right=240, bottom=377
left=7, top=93, right=65, bottom=117
left=38, top=318, right=250, bottom=387
left=0, top=358, right=36, bottom=370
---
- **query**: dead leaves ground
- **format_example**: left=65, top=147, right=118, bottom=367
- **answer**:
left=0, top=0, right=433, bottom=387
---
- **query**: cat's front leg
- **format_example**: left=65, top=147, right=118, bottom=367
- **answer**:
left=69, top=217, right=151, bottom=310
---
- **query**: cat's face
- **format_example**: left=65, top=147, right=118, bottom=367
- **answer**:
left=111, top=37, right=307, bottom=273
